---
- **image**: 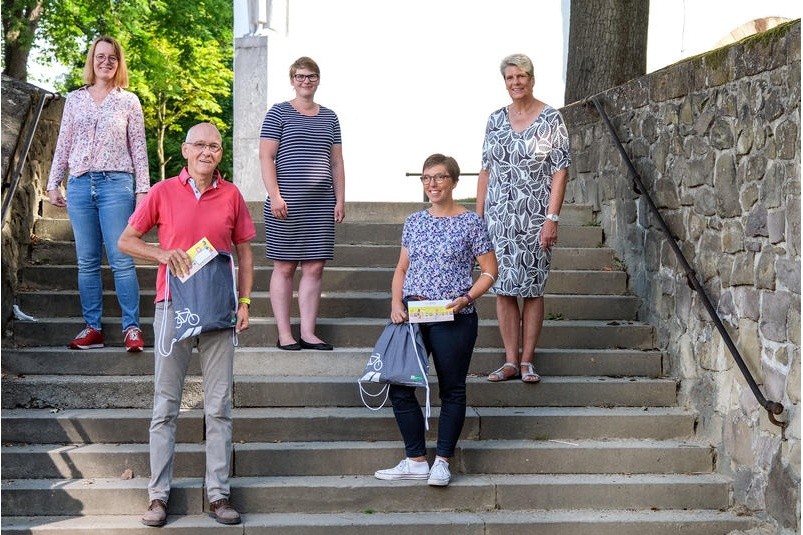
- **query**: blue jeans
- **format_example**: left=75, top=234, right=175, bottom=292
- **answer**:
left=389, top=312, right=478, bottom=458
left=66, top=171, right=140, bottom=331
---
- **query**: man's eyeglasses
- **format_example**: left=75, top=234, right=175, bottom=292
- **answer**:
left=187, top=142, right=222, bottom=154
left=420, top=174, right=451, bottom=184
left=293, top=73, right=319, bottom=82
left=95, top=54, right=118, bottom=64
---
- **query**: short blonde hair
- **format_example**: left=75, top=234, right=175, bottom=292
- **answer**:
left=499, top=53, right=534, bottom=79
left=83, top=36, right=129, bottom=88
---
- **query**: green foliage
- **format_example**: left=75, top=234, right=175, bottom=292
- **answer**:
left=30, top=0, right=233, bottom=182
left=2, top=0, right=46, bottom=52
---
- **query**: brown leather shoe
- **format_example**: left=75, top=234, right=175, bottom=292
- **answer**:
left=141, top=499, right=167, bottom=527
left=209, top=498, right=241, bottom=525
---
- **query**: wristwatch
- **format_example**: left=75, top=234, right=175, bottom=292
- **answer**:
left=546, top=213, right=560, bottom=222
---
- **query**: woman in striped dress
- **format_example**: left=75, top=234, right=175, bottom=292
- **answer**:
left=259, top=56, right=346, bottom=351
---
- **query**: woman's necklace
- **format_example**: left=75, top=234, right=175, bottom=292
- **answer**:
left=510, top=101, right=535, bottom=116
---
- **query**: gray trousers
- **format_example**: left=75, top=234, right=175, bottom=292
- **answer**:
left=148, top=302, right=234, bottom=503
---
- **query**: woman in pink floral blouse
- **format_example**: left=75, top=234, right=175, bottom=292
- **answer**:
left=46, top=35, right=150, bottom=352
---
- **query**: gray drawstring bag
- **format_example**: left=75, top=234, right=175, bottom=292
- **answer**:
left=157, top=252, right=238, bottom=357
left=358, top=321, right=431, bottom=429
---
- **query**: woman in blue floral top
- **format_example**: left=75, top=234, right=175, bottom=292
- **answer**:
left=374, top=154, right=497, bottom=487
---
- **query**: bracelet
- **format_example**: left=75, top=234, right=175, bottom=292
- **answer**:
left=238, top=297, right=251, bottom=307
left=462, top=293, right=475, bottom=306
left=480, top=271, right=496, bottom=283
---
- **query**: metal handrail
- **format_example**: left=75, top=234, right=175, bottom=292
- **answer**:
left=589, top=96, right=786, bottom=432
left=1, top=89, right=58, bottom=221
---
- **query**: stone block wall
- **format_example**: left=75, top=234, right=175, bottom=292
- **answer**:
left=1, top=76, right=64, bottom=338
left=561, top=21, right=800, bottom=533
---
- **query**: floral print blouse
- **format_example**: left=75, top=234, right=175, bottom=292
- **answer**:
left=47, top=86, right=150, bottom=193
left=401, top=210, right=494, bottom=314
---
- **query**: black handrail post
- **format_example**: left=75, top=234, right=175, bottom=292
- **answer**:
left=588, top=96, right=785, bottom=432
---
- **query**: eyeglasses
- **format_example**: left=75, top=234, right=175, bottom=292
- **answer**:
left=293, top=73, right=319, bottom=82
left=187, top=142, right=222, bottom=153
left=420, top=174, right=451, bottom=184
left=94, top=54, right=118, bottom=64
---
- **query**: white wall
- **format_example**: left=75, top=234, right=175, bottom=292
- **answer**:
left=235, top=0, right=571, bottom=202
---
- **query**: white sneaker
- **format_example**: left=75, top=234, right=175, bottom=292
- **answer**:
left=427, top=458, right=451, bottom=486
left=374, top=458, right=430, bottom=480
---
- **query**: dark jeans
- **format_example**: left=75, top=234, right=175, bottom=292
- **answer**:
left=389, top=311, right=478, bottom=458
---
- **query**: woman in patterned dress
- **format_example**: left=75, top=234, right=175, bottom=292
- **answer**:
left=374, top=154, right=497, bottom=487
left=476, top=53, right=571, bottom=383
left=259, top=56, right=346, bottom=351
left=46, top=35, right=149, bottom=352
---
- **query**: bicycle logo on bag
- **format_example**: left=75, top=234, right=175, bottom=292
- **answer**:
left=174, top=307, right=200, bottom=328
left=367, top=352, right=383, bottom=371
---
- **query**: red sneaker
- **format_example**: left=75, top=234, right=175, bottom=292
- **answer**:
left=124, top=327, right=145, bottom=352
left=68, top=326, right=104, bottom=349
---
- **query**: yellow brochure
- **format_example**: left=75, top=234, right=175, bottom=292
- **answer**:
left=407, top=300, right=454, bottom=323
left=178, top=237, right=218, bottom=282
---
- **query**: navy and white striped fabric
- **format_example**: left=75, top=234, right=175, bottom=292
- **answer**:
left=260, top=101, right=342, bottom=260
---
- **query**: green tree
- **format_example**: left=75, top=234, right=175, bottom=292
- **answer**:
left=131, top=1, right=233, bottom=181
left=4, top=0, right=233, bottom=181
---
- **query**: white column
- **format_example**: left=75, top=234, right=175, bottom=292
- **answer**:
left=233, top=35, right=269, bottom=201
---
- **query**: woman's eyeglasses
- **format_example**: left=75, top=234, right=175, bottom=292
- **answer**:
left=94, top=54, right=118, bottom=64
left=293, top=74, right=319, bottom=82
left=420, top=174, right=450, bottom=184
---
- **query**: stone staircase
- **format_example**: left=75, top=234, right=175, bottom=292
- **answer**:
left=1, top=201, right=756, bottom=534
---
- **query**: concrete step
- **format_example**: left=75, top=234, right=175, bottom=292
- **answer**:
left=33, top=217, right=604, bottom=246
left=1, top=471, right=732, bottom=517
left=1, top=438, right=714, bottom=480
left=2, top=406, right=696, bottom=444
left=0, top=509, right=758, bottom=535
left=16, top=290, right=638, bottom=320
left=1, top=375, right=677, bottom=410
left=1, top=347, right=664, bottom=378
left=12, top=318, right=656, bottom=350
left=21, top=249, right=621, bottom=290
left=27, top=242, right=617, bottom=269
left=1, top=406, right=695, bottom=444
left=39, top=200, right=597, bottom=226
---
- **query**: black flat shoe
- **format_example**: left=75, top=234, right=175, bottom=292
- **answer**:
left=299, top=338, right=333, bottom=351
left=276, top=340, right=301, bottom=351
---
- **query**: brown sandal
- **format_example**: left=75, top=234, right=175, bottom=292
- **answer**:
left=520, top=362, right=541, bottom=383
left=487, top=362, right=519, bottom=382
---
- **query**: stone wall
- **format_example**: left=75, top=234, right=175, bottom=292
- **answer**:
left=561, top=21, right=800, bottom=533
left=1, top=76, right=64, bottom=338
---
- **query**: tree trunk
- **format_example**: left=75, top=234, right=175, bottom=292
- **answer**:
left=565, top=0, right=649, bottom=104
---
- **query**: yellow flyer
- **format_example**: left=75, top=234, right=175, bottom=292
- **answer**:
left=407, top=300, right=454, bottom=323
left=178, top=237, right=218, bottom=282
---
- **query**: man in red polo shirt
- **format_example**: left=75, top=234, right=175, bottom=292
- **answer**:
left=119, top=122, right=255, bottom=527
